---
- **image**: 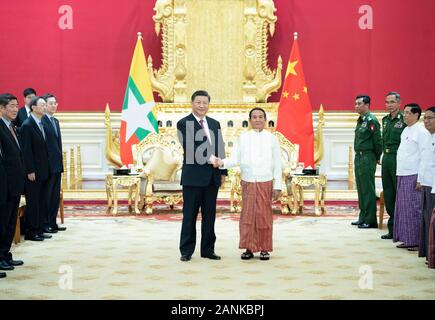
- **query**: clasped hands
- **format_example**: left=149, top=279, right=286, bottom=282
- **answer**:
left=212, top=157, right=224, bottom=168
left=209, top=155, right=224, bottom=168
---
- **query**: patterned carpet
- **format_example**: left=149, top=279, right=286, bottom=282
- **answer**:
left=2, top=204, right=435, bottom=300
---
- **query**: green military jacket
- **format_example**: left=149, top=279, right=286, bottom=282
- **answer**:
left=354, top=111, right=383, bottom=161
left=382, top=111, right=406, bottom=154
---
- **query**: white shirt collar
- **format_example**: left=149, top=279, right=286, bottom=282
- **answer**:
left=192, top=113, right=207, bottom=124
left=1, top=117, right=11, bottom=127
left=30, top=113, right=42, bottom=125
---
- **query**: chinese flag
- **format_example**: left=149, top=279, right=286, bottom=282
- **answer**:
left=276, top=33, right=314, bottom=168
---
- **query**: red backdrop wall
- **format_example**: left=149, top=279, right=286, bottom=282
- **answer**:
left=1, top=0, right=434, bottom=111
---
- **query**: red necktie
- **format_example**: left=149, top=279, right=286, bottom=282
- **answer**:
left=199, top=119, right=204, bottom=129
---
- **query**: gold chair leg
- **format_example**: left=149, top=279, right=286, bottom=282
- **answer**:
left=291, top=183, right=298, bottom=215
left=113, top=187, right=118, bottom=215
left=280, top=191, right=289, bottom=214
left=145, top=194, right=153, bottom=214
left=321, top=186, right=326, bottom=214
left=14, top=210, right=22, bottom=245
left=127, top=186, right=133, bottom=213
left=298, top=186, right=304, bottom=214
left=314, top=184, right=321, bottom=216
left=134, top=183, right=140, bottom=214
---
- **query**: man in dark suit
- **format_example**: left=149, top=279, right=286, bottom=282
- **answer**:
left=0, top=93, right=25, bottom=271
left=177, top=90, right=227, bottom=261
left=0, top=139, right=8, bottom=278
left=41, top=94, right=66, bottom=233
left=13, top=88, right=36, bottom=128
left=19, top=96, right=51, bottom=241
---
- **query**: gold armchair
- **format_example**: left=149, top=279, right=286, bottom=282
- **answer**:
left=229, top=131, right=300, bottom=214
left=134, top=131, right=183, bottom=214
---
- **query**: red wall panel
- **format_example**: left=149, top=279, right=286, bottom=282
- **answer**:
left=0, top=0, right=434, bottom=111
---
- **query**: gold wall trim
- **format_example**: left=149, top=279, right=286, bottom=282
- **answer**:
left=56, top=108, right=391, bottom=129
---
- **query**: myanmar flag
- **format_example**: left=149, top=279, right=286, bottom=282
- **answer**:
left=276, top=33, right=314, bottom=168
left=120, top=34, right=158, bottom=165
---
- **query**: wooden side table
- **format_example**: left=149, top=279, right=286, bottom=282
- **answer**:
left=289, top=174, right=327, bottom=216
left=106, top=174, right=141, bottom=215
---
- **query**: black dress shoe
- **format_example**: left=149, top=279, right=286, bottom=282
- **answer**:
left=0, top=260, right=14, bottom=271
left=55, top=225, right=67, bottom=231
left=7, top=259, right=24, bottom=266
left=24, top=235, right=44, bottom=241
left=44, top=227, right=58, bottom=234
left=351, top=220, right=363, bottom=226
left=201, top=253, right=221, bottom=260
left=381, top=233, right=393, bottom=239
left=358, top=223, right=378, bottom=229
left=180, top=255, right=191, bottom=262
left=0, top=272, right=6, bottom=279
left=38, top=233, right=52, bottom=239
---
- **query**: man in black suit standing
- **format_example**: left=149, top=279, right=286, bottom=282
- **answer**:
left=20, top=96, right=51, bottom=241
left=41, top=94, right=66, bottom=233
left=13, top=88, right=36, bottom=128
left=0, top=93, right=25, bottom=271
left=0, top=139, right=8, bottom=278
left=177, top=90, right=227, bottom=261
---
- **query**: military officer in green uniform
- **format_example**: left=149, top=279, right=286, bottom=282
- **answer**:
left=351, top=95, right=382, bottom=228
left=380, top=92, right=406, bottom=239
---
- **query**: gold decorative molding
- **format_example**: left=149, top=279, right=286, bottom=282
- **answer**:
left=149, top=0, right=282, bottom=103
left=314, top=104, right=325, bottom=165
left=69, top=147, right=75, bottom=189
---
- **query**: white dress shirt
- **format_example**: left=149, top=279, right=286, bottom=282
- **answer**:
left=221, top=129, right=282, bottom=190
left=397, top=122, right=431, bottom=176
left=419, top=132, right=435, bottom=187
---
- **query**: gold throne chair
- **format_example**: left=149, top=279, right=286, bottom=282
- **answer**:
left=104, top=0, right=325, bottom=214
left=135, top=131, right=184, bottom=214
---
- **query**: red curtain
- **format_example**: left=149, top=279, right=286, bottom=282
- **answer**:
left=1, top=0, right=434, bottom=111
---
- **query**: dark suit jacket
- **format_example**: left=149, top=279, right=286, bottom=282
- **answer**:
left=42, top=115, right=64, bottom=174
left=13, top=106, right=29, bottom=128
left=19, top=116, right=50, bottom=181
left=0, top=142, right=7, bottom=205
left=0, top=120, right=25, bottom=197
left=177, top=113, right=227, bottom=187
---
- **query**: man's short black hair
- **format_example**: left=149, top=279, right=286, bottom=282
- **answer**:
left=249, top=107, right=267, bottom=119
left=386, top=91, right=401, bottom=101
left=0, top=93, right=18, bottom=107
left=425, top=106, right=435, bottom=113
left=23, top=88, right=36, bottom=98
left=42, top=93, right=56, bottom=101
left=28, top=96, right=44, bottom=112
left=191, top=90, right=210, bottom=102
left=356, top=95, right=371, bottom=106
left=404, top=103, right=422, bottom=120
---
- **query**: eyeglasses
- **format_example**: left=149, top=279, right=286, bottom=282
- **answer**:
left=423, top=116, right=435, bottom=121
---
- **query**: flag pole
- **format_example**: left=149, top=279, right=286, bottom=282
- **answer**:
left=293, top=32, right=298, bottom=40
left=137, top=32, right=142, bottom=40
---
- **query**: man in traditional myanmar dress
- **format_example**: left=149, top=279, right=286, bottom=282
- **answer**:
left=394, top=104, right=431, bottom=250
left=428, top=178, right=435, bottom=268
left=215, top=108, right=282, bottom=260
left=418, top=106, right=435, bottom=262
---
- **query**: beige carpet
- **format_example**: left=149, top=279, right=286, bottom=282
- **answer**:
left=2, top=214, right=435, bottom=300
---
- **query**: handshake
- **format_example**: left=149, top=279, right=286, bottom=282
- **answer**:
left=209, top=155, right=224, bottom=168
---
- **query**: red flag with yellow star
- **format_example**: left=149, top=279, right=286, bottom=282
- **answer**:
left=276, top=33, right=314, bottom=168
